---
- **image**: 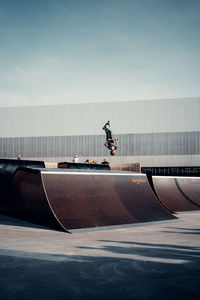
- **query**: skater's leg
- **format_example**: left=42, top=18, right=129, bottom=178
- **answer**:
left=102, top=121, right=112, bottom=141
left=106, top=130, right=112, bottom=141
left=102, top=121, right=110, bottom=131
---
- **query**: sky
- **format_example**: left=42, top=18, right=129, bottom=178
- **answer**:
left=0, top=0, right=200, bottom=107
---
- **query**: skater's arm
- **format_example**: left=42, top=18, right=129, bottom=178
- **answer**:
left=114, top=138, right=118, bottom=147
left=105, top=138, right=111, bottom=148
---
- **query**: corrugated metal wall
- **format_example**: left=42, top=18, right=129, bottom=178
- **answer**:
left=0, top=97, right=200, bottom=166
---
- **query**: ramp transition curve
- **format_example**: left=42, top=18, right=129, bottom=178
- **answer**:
left=6, top=168, right=176, bottom=232
left=0, top=159, right=45, bottom=215
left=152, top=176, right=200, bottom=212
left=0, top=158, right=45, bottom=185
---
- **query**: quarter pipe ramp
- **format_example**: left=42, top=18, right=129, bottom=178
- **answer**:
left=0, top=159, right=45, bottom=214
left=6, top=168, right=176, bottom=232
left=152, top=176, right=200, bottom=212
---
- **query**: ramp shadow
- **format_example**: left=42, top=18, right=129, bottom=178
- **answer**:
left=1, top=244, right=200, bottom=300
left=0, top=214, right=57, bottom=231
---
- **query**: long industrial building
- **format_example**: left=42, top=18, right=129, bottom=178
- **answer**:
left=0, top=97, right=199, bottom=168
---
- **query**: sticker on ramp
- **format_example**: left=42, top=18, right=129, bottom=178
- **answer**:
left=131, top=178, right=147, bottom=184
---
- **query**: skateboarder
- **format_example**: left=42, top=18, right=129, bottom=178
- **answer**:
left=102, top=121, right=118, bottom=155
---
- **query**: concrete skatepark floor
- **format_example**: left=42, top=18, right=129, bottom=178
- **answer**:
left=0, top=212, right=200, bottom=300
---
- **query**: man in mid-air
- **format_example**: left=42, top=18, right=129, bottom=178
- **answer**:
left=102, top=121, right=118, bottom=155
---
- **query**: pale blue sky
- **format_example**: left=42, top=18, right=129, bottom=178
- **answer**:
left=0, top=0, right=200, bottom=106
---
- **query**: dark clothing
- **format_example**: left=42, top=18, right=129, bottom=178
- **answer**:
left=107, top=140, right=117, bottom=151
left=103, top=123, right=113, bottom=141
left=103, top=122, right=118, bottom=151
left=101, top=160, right=109, bottom=165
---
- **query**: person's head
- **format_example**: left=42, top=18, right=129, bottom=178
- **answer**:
left=110, top=150, right=116, bottom=156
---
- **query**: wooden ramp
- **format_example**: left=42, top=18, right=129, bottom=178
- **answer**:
left=4, top=168, right=176, bottom=232
left=152, top=176, right=200, bottom=212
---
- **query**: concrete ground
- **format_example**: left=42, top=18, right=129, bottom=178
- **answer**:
left=0, top=212, right=200, bottom=300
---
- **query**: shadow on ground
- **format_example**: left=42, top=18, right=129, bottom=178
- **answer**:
left=1, top=240, right=200, bottom=300
left=0, top=214, right=56, bottom=231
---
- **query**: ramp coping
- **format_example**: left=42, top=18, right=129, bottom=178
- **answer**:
left=153, top=176, right=200, bottom=179
left=41, top=171, right=144, bottom=176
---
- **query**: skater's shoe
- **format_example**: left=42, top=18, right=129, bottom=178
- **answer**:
left=102, top=121, right=110, bottom=130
